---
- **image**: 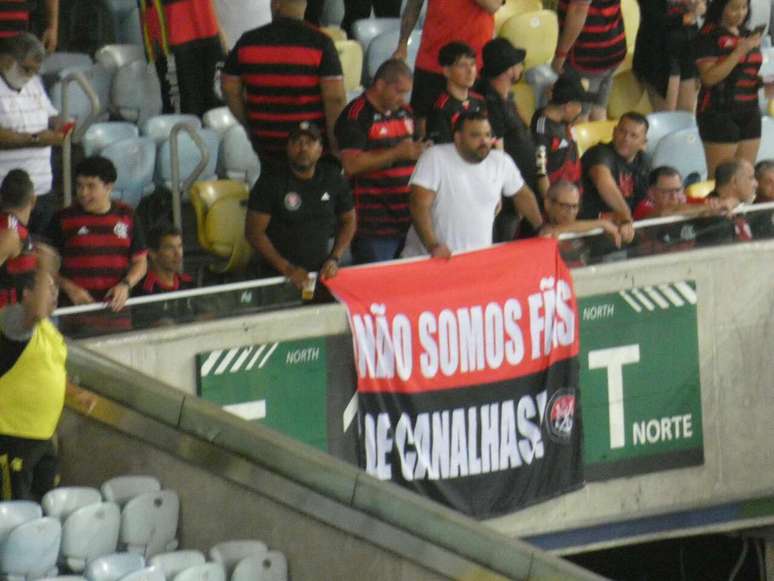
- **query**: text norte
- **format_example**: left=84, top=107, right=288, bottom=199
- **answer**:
left=351, top=277, right=576, bottom=382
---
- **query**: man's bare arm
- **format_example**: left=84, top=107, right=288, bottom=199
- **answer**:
left=221, top=74, right=248, bottom=125
left=393, top=0, right=423, bottom=59
left=340, top=140, right=426, bottom=177
left=511, top=184, right=545, bottom=230
left=588, top=165, right=633, bottom=221
left=552, top=0, right=590, bottom=73
left=320, top=78, right=347, bottom=155
left=330, top=209, right=357, bottom=260
left=41, top=0, right=59, bottom=52
left=474, top=0, right=504, bottom=15
left=410, top=184, right=450, bottom=257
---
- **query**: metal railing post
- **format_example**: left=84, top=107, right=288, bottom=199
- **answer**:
left=169, top=122, right=209, bottom=230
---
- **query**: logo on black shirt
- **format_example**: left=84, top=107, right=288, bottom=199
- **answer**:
left=114, top=221, right=129, bottom=239
left=284, top=192, right=302, bottom=211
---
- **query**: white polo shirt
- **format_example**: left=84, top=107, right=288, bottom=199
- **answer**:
left=401, top=144, right=525, bottom=257
left=0, top=75, right=57, bottom=197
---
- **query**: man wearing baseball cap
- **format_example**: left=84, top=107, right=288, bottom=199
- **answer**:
left=479, top=37, right=541, bottom=241
left=245, top=121, right=356, bottom=292
left=531, top=74, right=594, bottom=199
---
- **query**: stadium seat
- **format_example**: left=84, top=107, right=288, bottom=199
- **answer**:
left=0, top=516, right=61, bottom=581
left=95, top=44, right=145, bottom=71
left=59, top=502, right=121, bottom=573
left=572, top=119, right=617, bottom=157
left=512, top=81, right=536, bottom=126
left=221, top=125, right=261, bottom=185
left=105, top=0, right=144, bottom=45
left=111, top=60, right=163, bottom=125
left=142, top=114, right=202, bottom=144
left=607, top=70, right=652, bottom=119
left=171, top=563, right=225, bottom=581
left=148, top=550, right=205, bottom=579
left=686, top=179, right=715, bottom=200
left=202, top=107, right=237, bottom=138
left=523, top=65, right=557, bottom=110
left=651, top=127, right=708, bottom=182
left=336, top=40, right=364, bottom=93
left=190, top=180, right=254, bottom=274
left=42, top=487, right=102, bottom=520
left=209, top=540, right=268, bottom=577
left=101, top=476, right=162, bottom=506
left=0, top=501, right=42, bottom=544
left=367, top=29, right=421, bottom=80
left=498, top=10, right=558, bottom=71
left=230, top=551, right=288, bottom=581
left=119, top=567, right=165, bottom=581
left=757, top=116, right=774, bottom=162
left=49, top=67, right=110, bottom=135
left=644, top=111, right=697, bottom=160
left=101, top=137, right=157, bottom=207
left=749, top=0, right=771, bottom=36
left=40, top=52, right=92, bottom=88
left=352, top=18, right=399, bottom=54
left=157, top=128, right=220, bottom=190
left=119, top=490, right=179, bottom=558
left=84, top=553, right=145, bottom=581
left=620, top=0, right=640, bottom=73
left=494, top=0, right=543, bottom=34
left=38, top=577, right=87, bottom=580
left=320, top=25, right=347, bottom=42
left=82, top=122, right=140, bottom=156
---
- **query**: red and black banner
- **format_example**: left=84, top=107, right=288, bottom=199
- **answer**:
left=325, top=239, right=583, bottom=518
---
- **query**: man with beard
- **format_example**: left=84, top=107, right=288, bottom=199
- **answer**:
left=401, top=111, right=547, bottom=258
left=245, top=122, right=356, bottom=289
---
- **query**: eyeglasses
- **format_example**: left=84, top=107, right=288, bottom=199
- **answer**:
left=656, top=186, right=683, bottom=195
left=549, top=199, right=579, bottom=211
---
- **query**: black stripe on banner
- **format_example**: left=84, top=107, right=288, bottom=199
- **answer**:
left=586, top=448, right=704, bottom=482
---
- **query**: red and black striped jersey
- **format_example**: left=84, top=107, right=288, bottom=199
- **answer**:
left=135, top=270, right=194, bottom=295
left=425, top=90, right=486, bottom=144
left=558, top=0, right=627, bottom=74
left=531, top=109, right=582, bottom=189
left=222, top=16, right=343, bottom=163
left=0, top=211, right=34, bottom=308
left=48, top=202, right=147, bottom=302
left=335, top=94, right=416, bottom=238
left=0, top=1, right=29, bottom=39
left=696, top=24, right=762, bottom=113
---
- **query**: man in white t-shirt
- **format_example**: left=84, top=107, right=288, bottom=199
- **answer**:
left=402, top=111, right=547, bottom=258
left=0, top=33, right=65, bottom=236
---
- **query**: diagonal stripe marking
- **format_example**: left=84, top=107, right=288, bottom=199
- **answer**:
left=631, top=288, right=655, bottom=311
left=215, top=348, right=240, bottom=375
left=658, top=284, right=685, bottom=306
left=200, top=350, right=223, bottom=376
left=258, top=342, right=278, bottom=368
left=619, top=290, right=642, bottom=313
left=343, top=394, right=358, bottom=432
left=230, top=346, right=254, bottom=373
left=674, top=281, right=697, bottom=304
left=644, top=286, right=669, bottom=309
left=245, top=345, right=266, bottom=371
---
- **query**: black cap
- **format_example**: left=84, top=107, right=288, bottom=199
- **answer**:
left=481, top=38, right=526, bottom=79
left=288, top=121, right=322, bottom=141
left=550, top=73, right=596, bottom=105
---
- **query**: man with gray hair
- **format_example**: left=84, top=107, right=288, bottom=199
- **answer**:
left=0, top=33, right=68, bottom=235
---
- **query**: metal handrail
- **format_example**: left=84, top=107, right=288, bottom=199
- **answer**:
left=60, top=70, right=101, bottom=206
left=169, top=122, right=210, bottom=230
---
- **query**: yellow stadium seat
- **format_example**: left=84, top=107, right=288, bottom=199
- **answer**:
left=607, top=69, right=652, bottom=119
left=686, top=180, right=715, bottom=200
left=768, top=98, right=774, bottom=118
left=572, top=119, right=617, bottom=157
left=190, top=180, right=254, bottom=274
left=512, top=81, right=536, bottom=126
left=336, top=40, right=364, bottom=93
left=321, top=26, right=347, bottom=42
left=494, top=0, right=543, bottom=34
left=498, top=10, right=558, bottom=70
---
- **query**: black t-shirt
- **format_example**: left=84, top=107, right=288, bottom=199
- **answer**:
left=426, top=90, right=486, bottom=144
left=482, top=83, right=538, bottom=193
left=0, top=305, right=30, bottom=376
left=580, top=142, right=649, bottom=219
left=248, top=161, right=354, bottom=272
left=531, top=108, right=582, bottom=189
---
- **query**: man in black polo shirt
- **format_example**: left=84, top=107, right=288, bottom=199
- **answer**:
left=245, top=122, right=356, bottom=290
left=579, top=112, right=650, bottom=244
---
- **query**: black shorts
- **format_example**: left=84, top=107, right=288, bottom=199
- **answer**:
left=698, top=108, right=762, bottom=143
left=0, top=435, right=59, bottom=501
left=410, top=67, right=446, bottom=119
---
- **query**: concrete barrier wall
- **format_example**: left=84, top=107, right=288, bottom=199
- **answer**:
left=82, top=240, right=774, bottom=551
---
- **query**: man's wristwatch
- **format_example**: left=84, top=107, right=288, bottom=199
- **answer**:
left=120, top=277, right=132, bottom=289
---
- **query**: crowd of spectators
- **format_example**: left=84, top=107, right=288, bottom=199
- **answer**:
left=0, top=0, right=773, bottom=326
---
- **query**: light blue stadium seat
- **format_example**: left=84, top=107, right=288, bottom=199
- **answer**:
left=38, top=576, right=87, bottom=580
left=209, top=540, right=267, bottom=578
left=42, top=487, right=102, bottom=521
left=352, top=18, right=400, bottom=55
left=118, top=567, right=165, bottom=581
left=95, top=44, right=145, bottom=71
left=83, top=122, right=140, bottom=156
left=100, top=476, right=161, bottom=507
left=171, top=563, right=225, bottom=581
left=0, top=501, right=42, bottom=545
left=221, top=125, right=260, bottom=185
left=651, top=127, right=708, bottom=182
left=59, top=502, right=121, bottom=573
left=750, top=0, right=771, bottom=36
left=105, top=0, right=144, bottom=45
left=49, top=66, right=111, bottom=133
left=148, top=551, right=205, bottom=580
left=40, top=52, right=92, bottom=88
left=0, top=516, right=61, bottom=581
left=101, top=137, right=157, bottom=207
left=645, top=111, right=697, bottom=160
left=111, top=60, right=163, bottom=125
left=119, top=490, right=179, bottom=558
left=367, top=29, right=421, bottom=80
left=157, top=129, right=220, bottom=190
left=757, top=116, right=774, bottom=162
left=524, top=64, right=557, bottom=110
left=231, top=551, right=288, bottom=581
left=203, top=107, right=237, bottom=138
left=142, top=114, right=202, bottom=144
left=84, top=553, right=144, bottom=581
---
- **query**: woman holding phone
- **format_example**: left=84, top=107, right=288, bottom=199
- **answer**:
left=695, top=0, right=766, bottom=177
